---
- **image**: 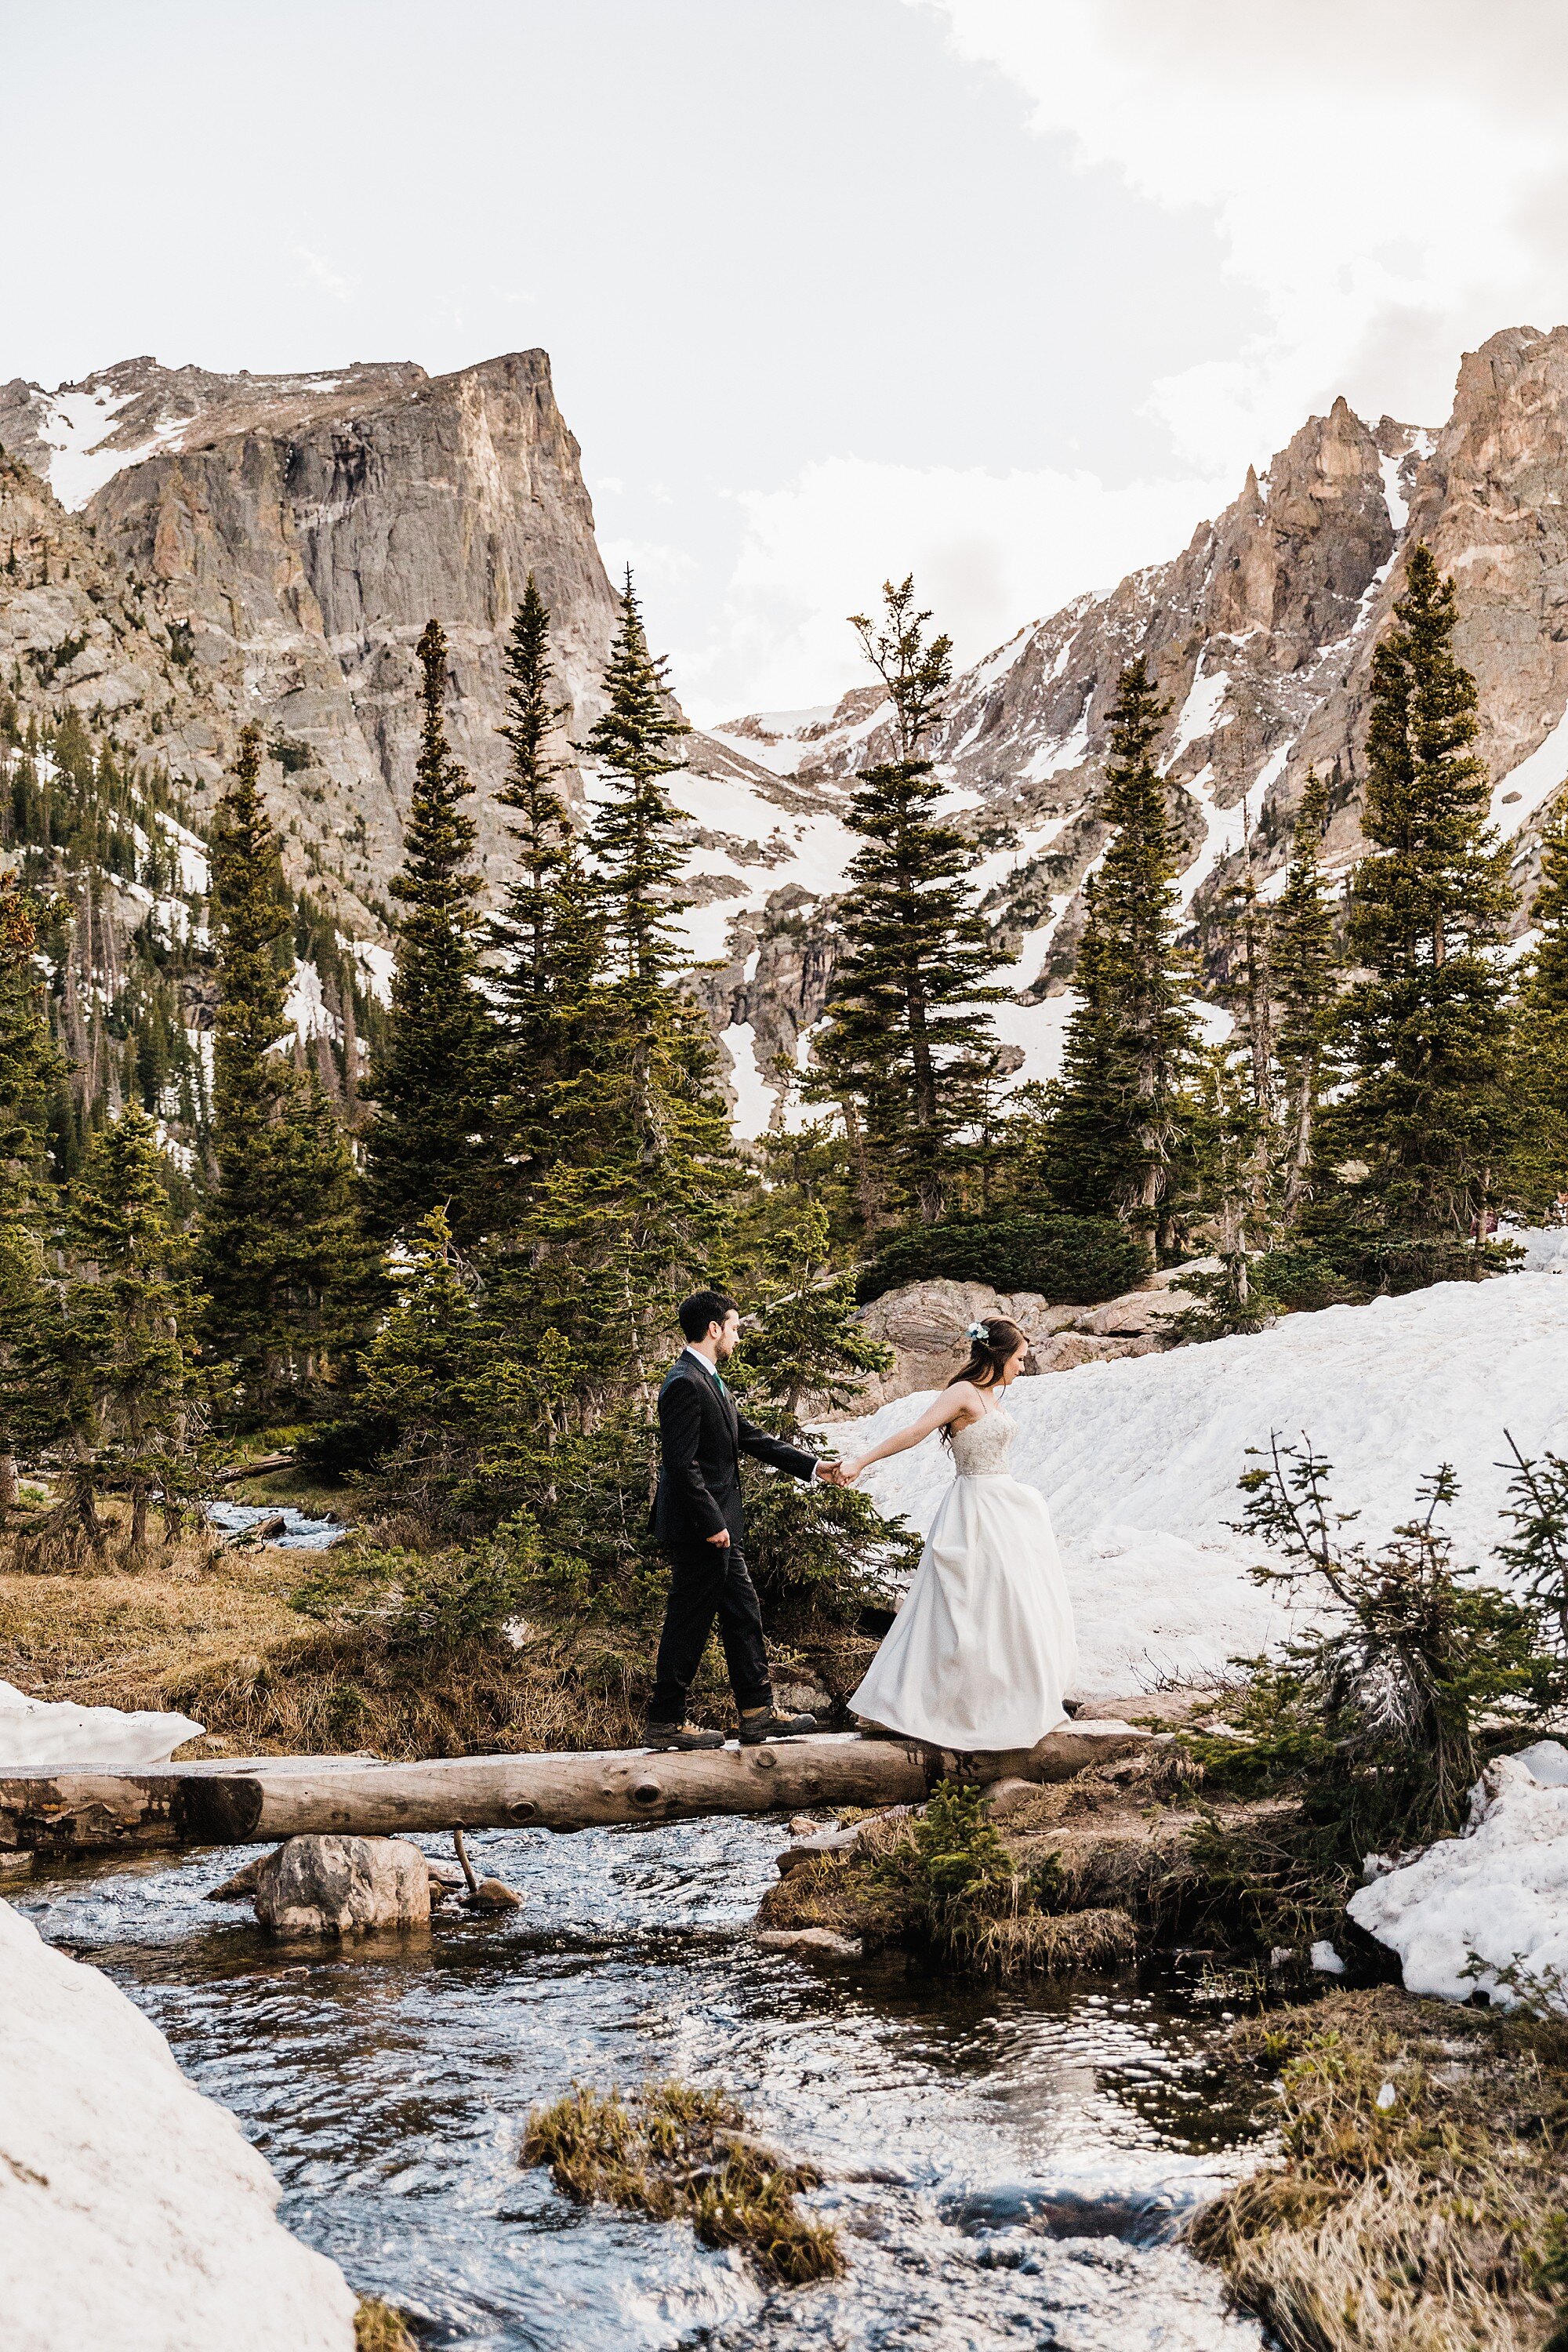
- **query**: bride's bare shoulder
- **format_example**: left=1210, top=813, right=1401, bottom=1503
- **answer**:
left=942, top=1379, right=984, bottom=1421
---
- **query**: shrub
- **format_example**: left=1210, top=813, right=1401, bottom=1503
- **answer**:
left=1221, top=1436, right=1553, bottom=1843
left=855, top=1212, right=1144, bottom=1306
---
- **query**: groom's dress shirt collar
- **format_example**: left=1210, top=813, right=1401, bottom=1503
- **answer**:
left=682, top=1345, right=723, bottom=1377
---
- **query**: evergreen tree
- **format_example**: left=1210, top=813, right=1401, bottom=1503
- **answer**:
left=1272, top=768, right=1341, bottom=1222
left=0, top=875, right=65, bottom=1508
left=1507, top=795, right=1568, bottom=1219
left=1311, top=546, right=1518, bottom=1284
left=196, top=724, right=365, bottom=1420
left=28, top=1109, right=200, bottom=1564
left=521, top=574, right=737, bottom=1392
left=812, top=578, right=1000, bottom=1229
left=489, top=578, right=601, bottom=1194
left=364, top=619, right=495, bottom=1246
left=1043, top=658, right=1198, bottom=1258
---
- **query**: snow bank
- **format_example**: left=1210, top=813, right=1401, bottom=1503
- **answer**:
left=1348, top=1745, right=1568, bottom=2005
left=0, top=1899, right=357, bottom=2351
left=830, top=1276, right=1568, bottom=1696
left=0, top=1680, right=203, bottom=1771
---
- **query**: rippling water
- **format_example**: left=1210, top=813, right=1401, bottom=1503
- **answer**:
left=21, top=1818, right=1271, bottom=2350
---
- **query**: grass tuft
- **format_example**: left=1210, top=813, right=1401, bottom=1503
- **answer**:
left=354, top=2299, right=419, bottom=2352
left=1190, top=1985, right=1568, bottom=2351
left=521, top=2079, right=844, bottom=2285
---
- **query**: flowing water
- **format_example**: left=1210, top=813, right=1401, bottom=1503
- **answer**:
left=20, top=1818, right=1272, bottom=2350
left=206, top=1501, right=345, bottom=1549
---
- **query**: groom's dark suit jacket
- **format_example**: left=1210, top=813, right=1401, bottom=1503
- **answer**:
left=653, top=1352, right=817, bottom=1548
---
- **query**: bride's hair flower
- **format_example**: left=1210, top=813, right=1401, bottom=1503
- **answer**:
left=966, top=1321, right=989, bottom=1341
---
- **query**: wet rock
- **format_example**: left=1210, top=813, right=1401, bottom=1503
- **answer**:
left=252, top=1834, right=431, bottom=1936
left=205, top=1850, right=282, bottom=1901
left=466, top=1877, right=523, bottom=1912
left=753, top=1926, right=864, bottom=1959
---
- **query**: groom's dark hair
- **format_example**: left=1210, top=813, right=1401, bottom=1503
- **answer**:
left=679, top=1288, right=739, bottom=1341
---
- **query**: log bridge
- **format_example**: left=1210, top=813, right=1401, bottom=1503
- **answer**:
left=0, top=1722, right=1149, bottom=1858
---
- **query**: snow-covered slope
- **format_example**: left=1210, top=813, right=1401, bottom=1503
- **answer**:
left=831, top=1276, right=1568, bottom=1697
left=0, top=1899, right=357, bottom=2352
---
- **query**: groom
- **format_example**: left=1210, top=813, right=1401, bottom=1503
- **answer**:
left=647, top=1288, right=839, bottom=1752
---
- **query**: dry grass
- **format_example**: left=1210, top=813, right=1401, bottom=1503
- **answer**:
left=522, top=2079, right=844, bottom=2285
left=1190, top=1986, right=1568, bottom=2352
left=0, top=1510, right=716, bottom=1759
left=963, top=1904, right=1138, bottom=1975
left=354, top=2299, right=419, bottom=2352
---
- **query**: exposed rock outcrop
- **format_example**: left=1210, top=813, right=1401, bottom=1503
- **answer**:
left=833, top=1276, right=1184, bottom=1415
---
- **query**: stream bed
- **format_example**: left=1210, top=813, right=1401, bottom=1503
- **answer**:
left=20, top=1818, right=1273, bottom=2350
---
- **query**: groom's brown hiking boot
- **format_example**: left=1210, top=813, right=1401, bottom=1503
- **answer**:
left=739, top=1706, right=818, bottom=1744
left=645, top=1722, right=726, bottom=1751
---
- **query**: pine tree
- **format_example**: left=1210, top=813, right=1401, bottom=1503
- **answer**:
left=489, top=579, right=601, bottom=1193
left=1272, top=768, right=1341, bottom=1222
left=196, top=724, right=365, bottom=1420
left=1506, top=795, right=1568, bottom=1219
left=1044, top=657, right=1198, bottom=1258
left=364, top=619, right=495, bottom=1246
left=1312, top=546, right=1518, bottom=1284
left=521, top=575, right=737, bottom=1392
left=40, top=1108, right=198, bottom=1564
left=0, top=875, right=65, bottom=1508
left=811, top=579, right=1000, bottom=1229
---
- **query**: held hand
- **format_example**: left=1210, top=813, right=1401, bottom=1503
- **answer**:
left=706, top=1526, right=731, bottom=1547
left=838, top=1457, right=864, bottom=1485
left=815, top=1455, right=844, bottom=1486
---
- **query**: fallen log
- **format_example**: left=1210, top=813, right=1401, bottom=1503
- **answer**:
left=0, top=1722, right=1149, bottom=1855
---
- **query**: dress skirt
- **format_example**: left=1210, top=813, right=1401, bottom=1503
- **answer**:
left=850, top=1472, right=1076, bottom=1751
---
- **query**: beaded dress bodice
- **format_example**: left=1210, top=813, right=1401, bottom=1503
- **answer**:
left=949, top=1405, right=1016, bottom=1478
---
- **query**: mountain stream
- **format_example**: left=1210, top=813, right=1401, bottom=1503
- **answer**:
left=20, top=1817, right=1272, bottom=2350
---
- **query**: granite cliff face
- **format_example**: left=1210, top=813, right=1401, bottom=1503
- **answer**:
left=710, top=328, right=1568, bottom=1118
left=0, top=352, right=629, bottom=925
left=9, top=328, right=1568, bottom=1140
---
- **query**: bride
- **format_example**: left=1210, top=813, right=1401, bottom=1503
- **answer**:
left=837, top=1317, right=1076, bottom=1751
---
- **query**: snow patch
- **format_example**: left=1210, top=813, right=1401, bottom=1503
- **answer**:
left=0, top=1679, right=202, bottom=1770
left=720, top=1021, right=773, bottom=1141
left=1491, top=707, right=1568, bottom=835
left=1348, top=1747, right=1568, bottom=2006
left=1164, top=659, right=1231, bottom=768
left=1378, top=449, right=1410, bottom=534
left=0, top=1898, right=358, bottom=2348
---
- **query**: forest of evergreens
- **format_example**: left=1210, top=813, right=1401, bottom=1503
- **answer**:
left=1, top=545, right=1566, bottom=1687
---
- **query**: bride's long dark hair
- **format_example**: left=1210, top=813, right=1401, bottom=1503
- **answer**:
left=939, top=1316, right=1026, bottom=1446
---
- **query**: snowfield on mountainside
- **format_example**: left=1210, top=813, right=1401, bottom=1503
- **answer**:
left=832, top=1272, right=1568, bottom=1697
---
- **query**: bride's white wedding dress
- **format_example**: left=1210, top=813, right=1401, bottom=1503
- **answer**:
left=850, top=1403, right=1076, bottom=1751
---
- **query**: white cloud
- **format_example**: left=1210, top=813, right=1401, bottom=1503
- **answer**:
left=681, top=452, right=1233, bottom=723
left=922, top=0, right=1568, bottom=466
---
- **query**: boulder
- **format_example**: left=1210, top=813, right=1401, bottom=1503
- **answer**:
left=837, top=1281, right=1080, bottom=1412
left=1074, top=1288, right=1196, bottom=1338
left=252, top=1835, right=431, bottom=1936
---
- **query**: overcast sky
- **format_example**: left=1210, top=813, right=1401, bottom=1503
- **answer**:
left=8, top=1, right=1568, bottom=720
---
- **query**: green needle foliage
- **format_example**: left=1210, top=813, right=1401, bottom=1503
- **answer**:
left=0, top=874, right=65, bottom=1505
left=24, top=1107, right=202, bottom=1566
left=812, top=578, right=1000, bottom=1229
left=365, top=620, right=495, bottom=1247
left=1044, top=657, right=1198, bottom=1259
left=1507, top=793, right=1568, bottom=1218
left=522, top=573, right=737, bottom=1394
left=1271, top=768, right=1341, bottom=1224
left=196, top=724, right=364, bottom=1422
left=1310, top=546, right=1519, bottom=1287
left=490, top=576, right=601, bottom=1197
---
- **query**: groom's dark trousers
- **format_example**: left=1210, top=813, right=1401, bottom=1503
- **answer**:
left=649, top=1352, right=817, bottom=1723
